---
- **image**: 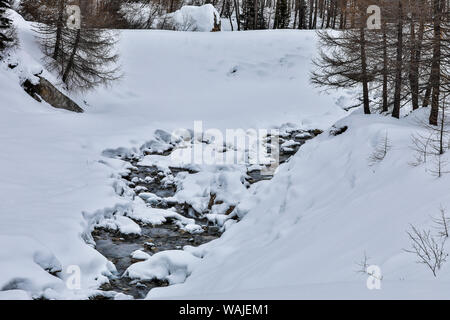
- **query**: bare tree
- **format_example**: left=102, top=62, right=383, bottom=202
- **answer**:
left=432, top=205, right=450, bottom=238
left=410, top=131, right=433, bottom=166
left=391, top=0, right=404, bottom=119
left=355, top=251, right=383, bottom=281
left=355, top=251, right=370, bottom=275
left=409, top=94, right=449, bottom=176
left=369, top=131, right=391, bottom=166
left=0, top=0, right=15, bottom=53
left=35, top=0, right=121, bottom=91
left=428, top=0, right=445, bottom=125
left=404, top=224, right=448, bottom=277
left=311, top=1, right=377, bottom=115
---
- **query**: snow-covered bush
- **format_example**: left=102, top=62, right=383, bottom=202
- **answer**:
left=164, top=4, right=221, bottom=32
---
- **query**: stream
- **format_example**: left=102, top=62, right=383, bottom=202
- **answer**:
left=92, top=127, right=320, bottom=299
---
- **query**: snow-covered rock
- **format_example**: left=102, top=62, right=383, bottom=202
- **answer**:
left=124, top=250, right=200, bottom=284
left=131, top=250, right=151, bottom=261
left=147, top=110, right=450, bottom=299
left=168, top=5, right=221, bottom=32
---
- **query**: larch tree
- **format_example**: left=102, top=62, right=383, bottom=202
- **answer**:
left=311, top=0, right=376, bottom=114
left=0, top=0, right=14, bottom=53
left=34, top=0, right=121, bottom=91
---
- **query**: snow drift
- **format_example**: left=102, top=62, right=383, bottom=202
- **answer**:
left=168, top=5, right=221, bottom=32
left=5, top=9, right=446, bottom=300
left=146, top=109, right=450, bottom=299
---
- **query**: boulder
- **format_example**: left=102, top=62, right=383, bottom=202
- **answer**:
left=23, top=76, right=83, bottom=113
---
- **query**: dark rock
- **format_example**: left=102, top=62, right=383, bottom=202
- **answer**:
left=207, top=193, right=216, bottom=210
left=225, top=205, right=236, bottom=215
left=309, top=129, right=324, bottom=136
left=211, top=13, right=221, bottom=32
left=207, top=226, right=220, bottom=235
left=22, top=76, right=83, bottom=113
left=329, top=126, right=348, bottom=136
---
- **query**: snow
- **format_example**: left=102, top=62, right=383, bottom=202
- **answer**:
left=169, top=5, right=220, bottom=32
left=98, top=215, right=142, bottom=236
left=120, top=4, right=220, bottom=32
left=145, top=110, right=450, bottom=299
left=8, top=9, right=445, bottom=301
left=0, top=289, right=32, bottom=300
left=131, top=250, right=151, bottom=261
left=128, top=198, right=197, bottom=229
left=172, top=168, right=248, bottom=215
left=124, top=250, right=200, bottom=285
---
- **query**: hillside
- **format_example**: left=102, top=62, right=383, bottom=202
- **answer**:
left=2, top=10, right=449, bottom=300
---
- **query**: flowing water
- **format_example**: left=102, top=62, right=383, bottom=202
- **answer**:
left=92, top=128, right=320, bottom=299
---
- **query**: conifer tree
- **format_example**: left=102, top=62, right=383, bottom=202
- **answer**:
left=0, top=0, right=14, bottom=53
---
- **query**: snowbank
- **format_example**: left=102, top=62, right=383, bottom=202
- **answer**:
left=146, top=110, right=450, bottom=299
left=124, top=250, right=200, bottom=284
left=0, top=12, right=346, bottom=299
left=167, top=5, right=221, bottom=32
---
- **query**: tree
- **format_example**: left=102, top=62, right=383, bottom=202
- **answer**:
left=311, top=1, right=376, bottom=114
left=410, top=93, right=450, bottom=176
left=405, top=224, right=447, bottom=277
left=0, top=0, right=14, bottom=53
left=310, top=0, right=449, bottom=122
left=368, top=131, right=391, bottom=166
left=242, top=0, right=266, bottom=30
left=36, top=0, right=121, bottom=91
left=432, top=205, right=450, bottom=238
left=273, top=0, right=289, bottom=29
left=428, top=0, right=444, bottom=125
left=391, top=0, right=404, bottom=119
left=31, top=0, right=67, bottom=63
left=58, top=28, right=121, bottom=91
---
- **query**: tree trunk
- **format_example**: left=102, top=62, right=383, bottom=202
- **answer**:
left=412, top=8, right=425, bottom=110
left=63, top=29, right=81, bottom=84
left=360, top=26, right=370, bottom=115
left=234, top=0, right=241, bottom=30
left=53, top=0, right=65, bottom=60
left=429, top=0, right=442, bottom=126
left=382, top=20, right=388, bottom=112
left=409, top=14, right=419, bottom=110
left=392, top=0, right=403, bottom=119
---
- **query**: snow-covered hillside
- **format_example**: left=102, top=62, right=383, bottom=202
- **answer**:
left=2, top=11, right=449, bottom=300
left=146, top=109, right=450, bottom=299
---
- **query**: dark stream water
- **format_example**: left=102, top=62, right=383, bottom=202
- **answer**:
left=92, top=128, right=320, bottom=299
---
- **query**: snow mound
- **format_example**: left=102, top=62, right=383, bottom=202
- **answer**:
left=131, top=250, right=151, bottom=261
left=98, top=215, right=141, bottom=236
left=129, top=197, right=197, bottom=228
left=168, top=5, right=220, bottom=32
left=146, top=110, right=450, bottom=299
left=124, top=250, right=200, bottom=284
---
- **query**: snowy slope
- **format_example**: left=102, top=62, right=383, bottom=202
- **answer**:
left=0, top=13, right=346, bottom=299
left=145, top=109, right=450, bottom=299
left=3, top=11, right=450, bottom=300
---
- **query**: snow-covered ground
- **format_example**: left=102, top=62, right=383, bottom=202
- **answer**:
left=145, top=109, right=450, bottom=299
left=2, top=11, right=449, bottom=300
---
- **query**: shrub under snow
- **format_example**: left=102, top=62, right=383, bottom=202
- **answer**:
left=166, top=4, right=221, bottom=32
